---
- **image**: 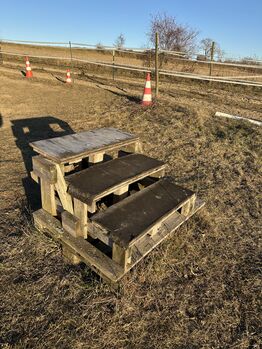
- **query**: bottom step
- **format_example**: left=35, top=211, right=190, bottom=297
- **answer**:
left=33, top=198, right=204, bottom=283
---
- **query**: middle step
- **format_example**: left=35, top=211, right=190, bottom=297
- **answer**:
left=66, top=153, right=166, bottom=207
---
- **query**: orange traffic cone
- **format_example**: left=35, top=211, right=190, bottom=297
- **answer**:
left=142, top=72, right=152, bottom=106
left=66, top=69, right=72, bottom=83
left=25, top=56, right=33, bottom=78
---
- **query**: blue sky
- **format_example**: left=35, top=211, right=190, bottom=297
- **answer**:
left=1, top=0, right=261, bottom=58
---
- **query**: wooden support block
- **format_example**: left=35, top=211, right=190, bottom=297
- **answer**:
left=112, top=243, right=130, bottom=271
left=64, top=164, right=75, bottom=173
left=87, top=202, right=97, bottom=214
left=89, top=152, right=104, bottom=164
left=63, top=246, right=81, bottom=265
left=74, top=198, right=88, bottom=238
left=40, top=179, right=56, bottom=216
left=121, top=140, right=143, bottom=154
left=55, top=164, right=74, bottom=214
left=150, top=168, right=165, bottom=178
left=32, top=156, right=57, bottom=184
left=30, top=171, right=39, bottom=183
left=62, top=211, right=81, bottom=238
left=114, top=184, right=129, bottom=196
left=135, top=140, right=143, bottom=153
left=181, top=195, right=196, bottom=216
left=148, top=222, right=161, bottom=237
left=113, top=184, right=129, bottom=204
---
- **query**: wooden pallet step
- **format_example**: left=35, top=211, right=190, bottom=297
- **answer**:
left=91, top=178, right=196, bottom=248
left=30, top=127, right=139, bottom=164
left=33, top=209, right=124, bottom=283
left=66, top=153, right=166, bottom=206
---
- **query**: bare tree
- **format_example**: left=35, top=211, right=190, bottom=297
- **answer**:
left=96, top=42, right=105, bottom=50
left=148, top=13, right=198, bottom=54
left=200, top=38, right=224, bottom=61
left=114, top=33, right=125, bottom=49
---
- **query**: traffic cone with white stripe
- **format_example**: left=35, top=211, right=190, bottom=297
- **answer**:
left=25, top=56, right=33, bottom=78
left=142, top=72, right=152, bottom=106
left=66, top=69, right=72, bottom=83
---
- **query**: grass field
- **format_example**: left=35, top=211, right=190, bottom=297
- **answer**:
left=0, top=66, right=261, bottom=348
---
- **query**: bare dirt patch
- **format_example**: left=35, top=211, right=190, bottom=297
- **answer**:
left=0, top=70, right=261, bottom=348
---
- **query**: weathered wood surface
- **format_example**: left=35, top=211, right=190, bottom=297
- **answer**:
left=30, top=127, right=139, bottom=164
left=32, top=155, right=57, bottom=183
left=33, top=209, right=124, bottom=282
left=66, top=154, right=166, bottom=205
left=129, top=198, right=205, bottom=270
left=91, top=178, right=195, bottom=248
left=33, top=199, right=204, bottom=283
left=40, top=180, right=56, bottom=216
left=61, top=211, right=81, bottom=238
left=54, top=164, right=74, bottom=214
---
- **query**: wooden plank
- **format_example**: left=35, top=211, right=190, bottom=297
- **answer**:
left=30, top=170, right=39, bottom=183
left=30, top=127, right=139, bottom=164
left=32, top=155, right=57, bottom=183
left=55, top=164, right=74, bottom=214
left=63, top=246, right=81, bottom=264
left=33, top=209, right=124, bottom=282
left=66, top=153, right=166, bottom=205
left=91, top=178, right=195, bottom=248
left=73, top=198, right=88, bottom=238
left=61, top=211, right=81, bottom=238
left=40, top=180, right=56, bottom=216
left=112, top=243, right=130, bottom=271
left=181, top=195, right=196, bottom=216
left=215, top=111, right=262, bottom=126
left=129, top=198, right=205, bottom=269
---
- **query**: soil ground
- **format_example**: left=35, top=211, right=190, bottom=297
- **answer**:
left=0, top=66, right=261, bottom=348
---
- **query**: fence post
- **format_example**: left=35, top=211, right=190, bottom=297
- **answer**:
left=155, top=32, right=159, bottom=98
left=69, top=41, right=74, bottom=83
left=209, top=41, right=215, bottom=76
left=0, top=39, right=2, bottom=65
left=112, top=49, right=115, bottom=81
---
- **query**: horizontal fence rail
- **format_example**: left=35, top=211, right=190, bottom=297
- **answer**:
left=0, top=38, right=262, bottom=88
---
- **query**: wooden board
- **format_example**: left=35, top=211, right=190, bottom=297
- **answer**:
left=33, top=209, right=124, bottom=283
left=30, top=127, right=139, bottom=164
left=91, top=178, right=195, bottom=248
left=129, top=198, right=205, bottom=269
left=66, top=154, right=166, bottom=205
left=32, top=155, right=57, bottom=183
left=33, top=200, right=205, bottom=283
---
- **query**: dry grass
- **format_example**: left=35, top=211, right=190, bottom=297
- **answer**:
left=0, top=68, right=261, bottom=348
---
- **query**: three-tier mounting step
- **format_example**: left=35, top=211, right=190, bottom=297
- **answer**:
left=30, top=128, right=205, bottom=283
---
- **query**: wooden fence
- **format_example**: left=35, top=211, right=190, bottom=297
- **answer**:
left=1, top=38, right=262, bottom=88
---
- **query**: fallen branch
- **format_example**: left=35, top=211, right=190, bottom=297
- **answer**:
left=215, top=112, right=262, bottom=126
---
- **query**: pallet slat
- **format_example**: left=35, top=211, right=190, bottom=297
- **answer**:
left=66, top=153, right=166, bottom=206
left=33, top=209, right=124, bottom=282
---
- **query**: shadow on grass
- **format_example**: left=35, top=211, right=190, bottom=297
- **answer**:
left=11, top=116, right=74, bottom=211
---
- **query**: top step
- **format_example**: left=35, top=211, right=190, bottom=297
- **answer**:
left=90, top=178, right=195, bottom=248
left=66, top=153, right=166, bottom=206
left=30, top=127, right=139, bottom=164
